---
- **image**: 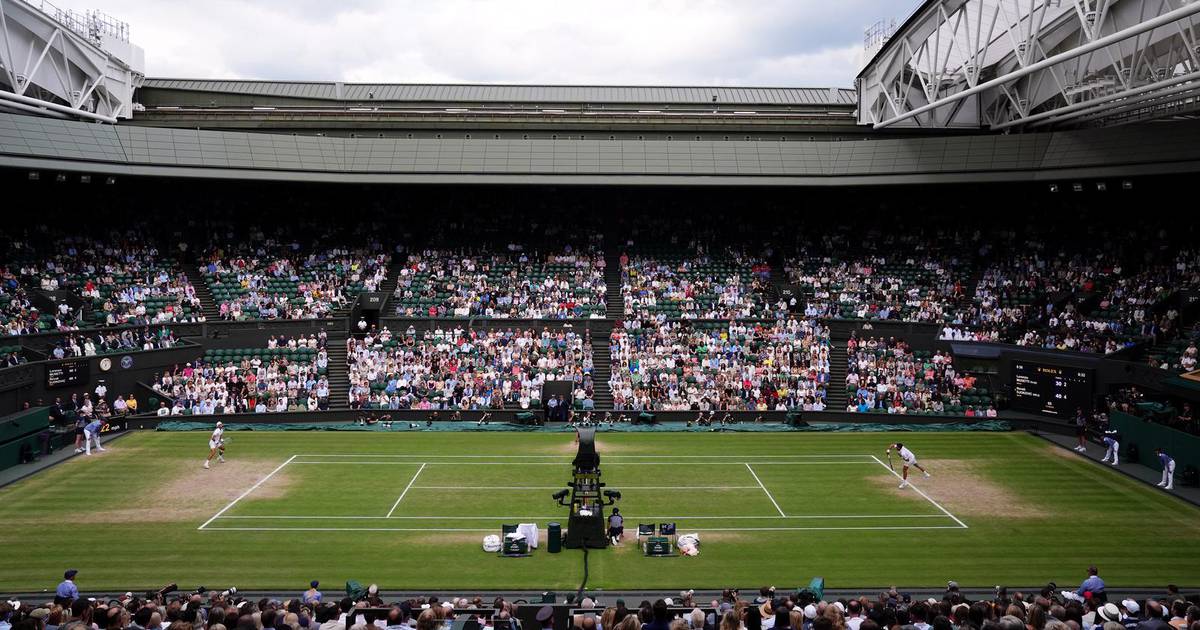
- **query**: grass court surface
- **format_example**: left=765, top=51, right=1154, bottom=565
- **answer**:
left=1, top=430, right=1197, bottom=591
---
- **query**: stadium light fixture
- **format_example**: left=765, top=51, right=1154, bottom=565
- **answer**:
left=1072, top=183, right=1083, bottom=192
left=55, top=173, right=67, bottom=183
left=1122, top=180, right=1133, bottom=190
left=105, top=176, right=116, bottom=185
left=27, top=171, right=39, bottom=181
left=80, top=175, right=91, bottom=184
left=1095, top=182, right=1106, bottom=192
left=1048, top=184, right=1058, bottom=192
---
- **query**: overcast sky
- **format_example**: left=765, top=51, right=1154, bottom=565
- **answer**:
left=64, top=0, right=902, bottom=87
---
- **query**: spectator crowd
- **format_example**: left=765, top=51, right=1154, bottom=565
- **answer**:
left=3, top=567, right=1196, bottom=630
left=608, top=318, right=830, bottom=411
left=347, top=325, right=594, bottom=410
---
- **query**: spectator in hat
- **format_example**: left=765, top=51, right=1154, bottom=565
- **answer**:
left=1120, top=601, right=1143, bottom=630
left=536, top=606, right=554, bottom=630
left=1096, top=604, right=1123, bottom=629
left=760, top=602, right=777, bottom=630
left=55, top=570, right=79, bottom=606
left=303, top=582, right=322, bottom=605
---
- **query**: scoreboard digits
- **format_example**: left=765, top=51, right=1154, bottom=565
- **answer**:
left=1012, top=362, right=1094, bottom=417
left=45, top=359, right=87, bottom=388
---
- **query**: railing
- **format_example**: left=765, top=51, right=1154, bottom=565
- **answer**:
left=18, top=0, right=129, bottom=43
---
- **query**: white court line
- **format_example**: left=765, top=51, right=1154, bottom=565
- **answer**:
left=200, top=525, right=965, bottom=533
left=293, top=454, right=874, bottom=459
left=202, top=527, right=497, bottom=532
left=684, top=525, right=967, bottom=532
left=746, top=463, right=786, bottom=517
left=215, top=513, right=950, bottom=520
left=870, top=455, right=968, bottom=529
left=290, top=461, right=867, bottom=466
left=409, top=486, right=761, bottom=490
left=385, top=463, right=426, bottom=518
left=198, top=454, right=296, bottom=530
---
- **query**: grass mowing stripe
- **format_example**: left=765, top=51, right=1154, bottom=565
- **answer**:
left=7, top=431, right=1199, bottom=590
left=198, top=454, right=296, bottom=530
left=869, top=455, right=968, bottom=529
left=745, top=463, right=786, bottom=517
left=385, top=462, right=426, bottom=518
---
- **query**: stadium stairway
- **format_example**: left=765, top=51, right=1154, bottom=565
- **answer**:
left=826, top=338, right=850, bottom=411
left=324, top=332, right=351, bottom=409
left=589, top=333, right=614, bottom=410
left=182, top=266, right=221, bottom=320
left=376, top=261, right=404, bottom=315
left=604, top=252, right=622, bottom=319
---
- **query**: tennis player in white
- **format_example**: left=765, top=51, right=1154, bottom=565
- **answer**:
left=887, top=442, right=931, bottom=488
left=203, top=421, right=225, bottom=469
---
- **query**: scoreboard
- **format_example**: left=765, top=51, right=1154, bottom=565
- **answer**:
left=45, top=359, right=88, bottom=388
left=1012, top=362, right=1094, bottom=417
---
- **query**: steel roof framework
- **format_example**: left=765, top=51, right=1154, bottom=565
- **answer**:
left=857, top=0, right=1200, bottom=131
left=0, top=0, right=144, bottom=122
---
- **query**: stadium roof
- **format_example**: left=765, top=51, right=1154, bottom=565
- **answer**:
left=857, top=0, right=1200, bottom=130
left=140, top=79, right=858, bottom=107
left=6, top=111, right=1200, bottom=185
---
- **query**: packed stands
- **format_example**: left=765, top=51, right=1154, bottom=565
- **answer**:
left=346, top=325, right=594, bottom=410
left=1146, top=326, right=1199, bottom=373
left=392, top=248, right=607, bottom=319
left=608, top=317, right=830, bottom=411
left=787, top=255, right=968, bottom=323
left=151, top=337, right=330, bottom=414
left=845, top=334, right=995, bottom=416
left=10, top=571, right=1191, bottom=630
left=9, top=232, right=202, bottom=328
left=46, top=327, right=178, bottom=359
left=201, top=248, right=389, bottom=321
left=0, top=282, right=46, bottom=335
left=620, top=250, right=780, bottom=320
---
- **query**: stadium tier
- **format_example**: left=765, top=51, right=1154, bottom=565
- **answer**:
left=6, top=0, right=1200, bottom=600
